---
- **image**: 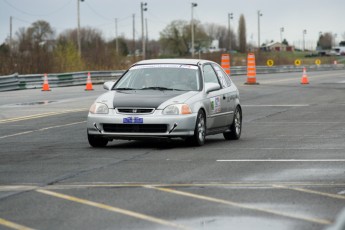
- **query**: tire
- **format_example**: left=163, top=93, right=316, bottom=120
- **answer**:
left=88, top=133, right=108, bottom=147
left=186, top=110, right=206, bottom=146
left=223, top=106, right=242, bottom=140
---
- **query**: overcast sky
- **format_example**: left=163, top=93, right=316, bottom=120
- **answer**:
left=1, top=0, right=345, bottom=50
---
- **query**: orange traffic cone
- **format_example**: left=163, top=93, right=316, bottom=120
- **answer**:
left=301, top=67, right=309, bottom=84
left=221, top=54, right=231, bottom=75
left=42, top=73, right=51, bottom=91
left=245, top=53, right=259, bottom=85
left=85, top=72, right=94, bottom=91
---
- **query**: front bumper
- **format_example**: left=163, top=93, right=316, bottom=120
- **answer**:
left=87, top=109, right=197, bottom=140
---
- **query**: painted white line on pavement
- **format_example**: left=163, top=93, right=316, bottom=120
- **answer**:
left=0, top=121, right=86, bottom=139
left=243, top=104, right=309, bottom=107
left=212, top=147, right=345, bottom=150
left=217, top=159, right=345, bottom=162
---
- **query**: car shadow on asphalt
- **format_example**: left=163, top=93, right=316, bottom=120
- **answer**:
left=96, top=136, right=231, bottom=150
left=103, top=139, right=192, bottom=150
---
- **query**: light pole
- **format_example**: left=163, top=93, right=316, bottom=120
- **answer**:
left=115, top=18, right=119, bottom=54
left=280, top=27, right=284, bottom=43
left=334, top=33, right=337, bottom=47
left=303, top=29, right=307, bottom=51
left=280, top=27, right=284, bottom=51
left=141, top=2, right=147, bottom=59
left=228, top=13, right=233, bottom=52
left=318, top=31, right=322, bottom=49
left=191, top=3, right=197, bottom=57
left=9, top=16, right=13, bottom=53
left=77, top=0, right=84, bottom=57
left=257, top=10, right=263, bottom=51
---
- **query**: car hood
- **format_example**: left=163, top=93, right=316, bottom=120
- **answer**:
left=95, top=90, right=199, bottom=109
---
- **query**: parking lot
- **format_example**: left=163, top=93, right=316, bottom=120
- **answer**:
left=1, top=70, right=345, bottom=230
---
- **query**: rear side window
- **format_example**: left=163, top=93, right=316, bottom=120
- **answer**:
left=212, top=63, right=232, bottom=88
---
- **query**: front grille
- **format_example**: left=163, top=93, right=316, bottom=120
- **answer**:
left=116, top=108, right=155, bottom=114
left=103, top=124, right=168, bottom=133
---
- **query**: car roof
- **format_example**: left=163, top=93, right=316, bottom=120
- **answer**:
left=133, top=59, right=214, bottom=66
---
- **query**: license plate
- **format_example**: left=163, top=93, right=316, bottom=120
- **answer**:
left=123, top=117, right=143, bottom=124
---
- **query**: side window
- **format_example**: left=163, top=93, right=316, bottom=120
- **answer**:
left=212, top=64, right=232, bottom=88
left=203, top=64, right=220, bottom=85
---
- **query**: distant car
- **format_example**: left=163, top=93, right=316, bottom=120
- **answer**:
left=87, top=59, right=242, bottom=147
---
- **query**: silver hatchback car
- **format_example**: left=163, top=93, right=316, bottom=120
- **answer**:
left=87, top=59, right=242, bottom=147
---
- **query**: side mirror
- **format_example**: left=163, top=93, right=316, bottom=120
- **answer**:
left=205, top=82, right=221, bottom=93
left=103, top=81, right=115, bottom=90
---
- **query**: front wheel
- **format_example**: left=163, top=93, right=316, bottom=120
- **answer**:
left=88, top=133, right=108, bottom=147
left=186, top=110, right=206, bottom=146
left=223, top=106, right=242, bottom=140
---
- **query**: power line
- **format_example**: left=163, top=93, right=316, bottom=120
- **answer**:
left=2, top=0, right=73, bottom=17
left=12, top=16, right=32, bottom=25
left=84, top=1, right=112, bottom=21
left=84, top=2, right=132, bottom=24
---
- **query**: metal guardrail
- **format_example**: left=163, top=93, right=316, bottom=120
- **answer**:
left=0, top=71, right=125, bottom=92
left=0, top=64, right=344, bottom=92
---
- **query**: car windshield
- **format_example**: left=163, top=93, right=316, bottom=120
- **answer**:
left=114, top=64, right=201, bottom=91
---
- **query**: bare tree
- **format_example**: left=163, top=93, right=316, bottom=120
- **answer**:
left=59, top=27, right=107, bottom=69
left=28, top=20, right=55, bottom=43
left=317, top=32, right=333, bottom=49
left=160, top=20, right=209, bottom=56
left=160, top=20, right=189, bottom=56
left=204, top=23, right=236, bottom=50
left=11, top=20, right=55, bottom=73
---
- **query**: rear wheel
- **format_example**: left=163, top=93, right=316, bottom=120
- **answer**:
left=186, top=110, right=206, bottom=146
left=223, top=106, right=242, bottom=140
left=88, top=133, right=108, bottom=147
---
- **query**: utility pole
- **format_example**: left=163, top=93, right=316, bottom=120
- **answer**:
left=257, top=10, right=263, bottom=51
left=9, top=16, right=13, bottom=50
left=191, top=3, right=197, bottom=57
left=303, top=29, right=307, bottom=51
left=132, top=14, right=135, bottom=55
left=145, top=18, right=148, bottom=58
left=77, top=0, right=84, bottom=57
left=115, top=18, right=119, bottom=54
left=228, top=13, right=233, bottom=52
left=141, top=2, right=147, bottom=59
left=280, top=27, right=284, bottom=51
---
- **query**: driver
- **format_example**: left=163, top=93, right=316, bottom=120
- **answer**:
left=143, top=73, right=155, bottom=88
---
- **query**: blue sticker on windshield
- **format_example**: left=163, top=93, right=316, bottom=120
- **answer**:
left=123, top=117, right=143, bottom=124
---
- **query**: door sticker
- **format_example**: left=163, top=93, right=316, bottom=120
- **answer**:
left=210, top=96, right=221, bottom=113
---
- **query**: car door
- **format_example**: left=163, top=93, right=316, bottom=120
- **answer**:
left=203, top=64, right=229, bottom=129
left=211, top=63, right=237, bottom=125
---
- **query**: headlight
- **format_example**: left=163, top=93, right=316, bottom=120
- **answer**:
left=163, top=104, right=192, bottom=115
left=89, top=102, right=109, bottom=114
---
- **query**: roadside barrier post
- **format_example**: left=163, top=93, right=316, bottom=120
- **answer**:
left=221, top=54, right=231, bottom=75
left=245, top=53, right=259, bottom=85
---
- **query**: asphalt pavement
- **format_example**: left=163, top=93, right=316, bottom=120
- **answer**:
left=0, top=70, right=345, bottom=230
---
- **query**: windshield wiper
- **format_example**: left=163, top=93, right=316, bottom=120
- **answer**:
left=114, top=87, right=136, bottom=90
left=141, top=87, right=185, bottom=91
left=141, top=87, right=172, bottom=91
